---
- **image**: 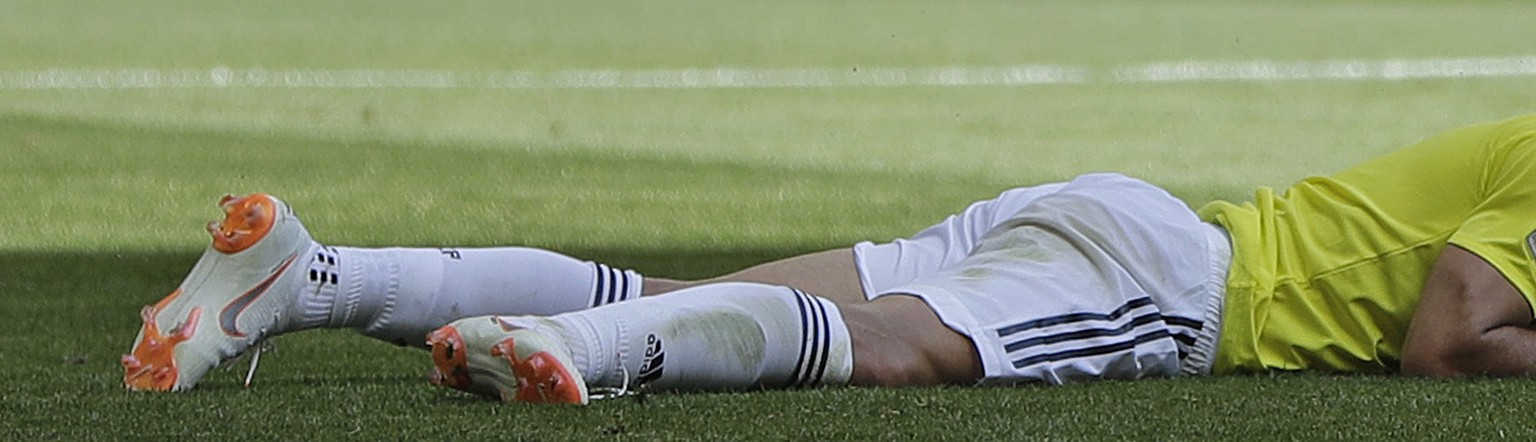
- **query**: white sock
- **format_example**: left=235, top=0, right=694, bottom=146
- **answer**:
left=505, top=282, right=854, bottom=391
left=291, top=246, right=643, bottom=346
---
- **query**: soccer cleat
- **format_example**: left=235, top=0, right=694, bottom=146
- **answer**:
left=427, top=316, right=589, bottom=405
left=122, top=193, right=319, bottom=392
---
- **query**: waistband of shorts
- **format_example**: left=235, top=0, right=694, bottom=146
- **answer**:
left=1181, top=223, right=1233, bottom=375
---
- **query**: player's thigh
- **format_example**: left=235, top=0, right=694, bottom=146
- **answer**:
left=646, top=183, right=1072, bottom=302
left=854, top=182, right=1068, bottom=294
left=643, top=248, right=867, bottom=303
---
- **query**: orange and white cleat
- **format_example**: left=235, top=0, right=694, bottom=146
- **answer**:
left=122, top=193, right=319, bottom=392
left=428, top=316, right=589, bottom=405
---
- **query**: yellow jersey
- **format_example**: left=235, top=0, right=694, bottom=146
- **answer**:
left=1200, top=115, right=1536, bottom=373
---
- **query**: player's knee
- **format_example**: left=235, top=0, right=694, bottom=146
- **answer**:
left=842, top=299, right=956, bottom=387
left=850, top=343, right=936, bottom=387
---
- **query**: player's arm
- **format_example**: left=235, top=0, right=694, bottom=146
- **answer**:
left=1401, top=245, right=1536, bottom=377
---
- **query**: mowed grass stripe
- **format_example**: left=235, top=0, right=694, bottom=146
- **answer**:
left=0, top=112, right=1014, bottom=252
left=6, top=56, right=1536, bottom=90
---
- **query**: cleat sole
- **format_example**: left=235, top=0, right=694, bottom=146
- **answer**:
left=122, top=193, right=317, bottom=392
left=427, top=326, right=473, bottom=391
left=491, top=337, right=587, bottom=404
left=123, top=301, right=201, bottom=391
left=425, top=318, right=589, bottom=405
left=209, top=193, right=279, bottom=254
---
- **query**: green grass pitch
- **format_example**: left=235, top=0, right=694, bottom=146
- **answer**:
left=5, top=0, right=1536, bottom=439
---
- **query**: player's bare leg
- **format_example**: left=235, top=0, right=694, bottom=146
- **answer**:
left=841, top=295, right=982, bottom=386
left=643, top=248, right=867, bottom=303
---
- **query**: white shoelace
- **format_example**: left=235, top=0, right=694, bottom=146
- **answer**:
left=585, top=352, right=633, bottom=401
left=243, top=341, right=271, bottom=388
left=232, top=313, right=280, bottom=388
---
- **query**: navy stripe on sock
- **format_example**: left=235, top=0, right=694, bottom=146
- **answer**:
left=787, top=290, right=813, bottom=386
left=996, top=297, right=1155, bottom=338
left=810, top=296, right=832, bottom=386
left=604, top=266, right=620, bottom=305
left=1011, top=329, right=1174, bottom=369
left=590, top=264, right=608, bottom=308
left=800, top=292, right=829, bottom=387
left=616, top=269, right=631, bottom=302
left=788, top=289, right=831, bottom=388
left=797, top=290, right=826, bottom=388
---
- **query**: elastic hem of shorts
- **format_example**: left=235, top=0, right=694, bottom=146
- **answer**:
left=850, top=241, right=881, bottom=300
left=1182, top=223, right=1232, bottom=376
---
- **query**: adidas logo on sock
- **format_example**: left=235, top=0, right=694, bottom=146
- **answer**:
left=638, top=334, right=665, bottom=384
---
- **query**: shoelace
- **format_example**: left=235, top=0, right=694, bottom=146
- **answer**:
left=586, top=352, right=633, bottom=401
left=228, top=313, right=279, bottom=388
left=243, top=340, right=273, bottom=388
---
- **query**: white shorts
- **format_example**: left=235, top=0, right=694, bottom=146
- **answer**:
left=852, top=173, right=1230, bottom=384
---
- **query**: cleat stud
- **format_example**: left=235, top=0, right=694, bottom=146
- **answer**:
left=207, top=194, right=276, bottom=253
left=122, top=355, right=142, bottom=370
left=493, top=317, right=518, bottom=332
left=173, top=308, right=201, bottom=342
left=245, top=203, right=264, bottom=220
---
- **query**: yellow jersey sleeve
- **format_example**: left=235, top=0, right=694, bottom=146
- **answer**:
left=1447, top=120, right=1536, bottom=313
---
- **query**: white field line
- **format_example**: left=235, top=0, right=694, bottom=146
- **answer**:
left=3, top=56, right=1535, bottom=90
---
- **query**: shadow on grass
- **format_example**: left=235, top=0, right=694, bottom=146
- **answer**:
left=1, top=244, right=840, bottom=290
left=188, top=372, right=432, bottom=391
left=0, top=244, right=845, bottom=315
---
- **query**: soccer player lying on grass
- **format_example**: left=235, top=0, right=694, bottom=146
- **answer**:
left=125, top=115, right=1536, bottom=404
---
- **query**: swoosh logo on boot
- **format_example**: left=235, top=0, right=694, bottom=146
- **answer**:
left=218, top=254, right=300, bottom=337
